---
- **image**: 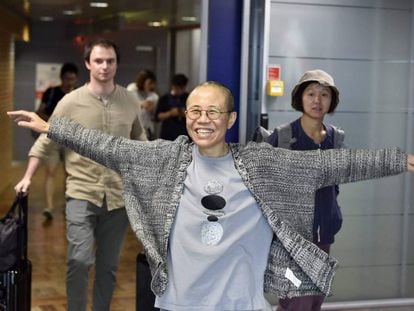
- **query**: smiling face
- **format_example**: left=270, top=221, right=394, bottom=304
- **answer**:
left=301, top=82, right=332, bottom=120
left=186, top=84, right=237, bottom=157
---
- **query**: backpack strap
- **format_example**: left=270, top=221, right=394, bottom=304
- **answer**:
left=275, top=123, right=295, bottom=149
left=254, top=122, right=298, bottom=149
left=330, top=125, right=345, bottom=148
left=252, top=126, right=273, bottom=143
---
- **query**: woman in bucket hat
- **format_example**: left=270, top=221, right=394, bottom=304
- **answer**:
left=268, top=69, right=344, bottom=311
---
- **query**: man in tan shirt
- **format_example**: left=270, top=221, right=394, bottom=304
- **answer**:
left=14, top=38, right=146, bottom=311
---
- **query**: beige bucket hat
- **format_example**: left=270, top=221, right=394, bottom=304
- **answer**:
left=291, top=69, right=340, bottom=112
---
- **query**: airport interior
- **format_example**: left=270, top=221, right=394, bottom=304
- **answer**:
left=1, top=0, right=414, bottom=310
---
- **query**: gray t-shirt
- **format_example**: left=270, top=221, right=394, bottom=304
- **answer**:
left=155, top=146, right=274, bottom=311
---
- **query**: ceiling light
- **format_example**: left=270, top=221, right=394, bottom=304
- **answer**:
left=63, top=5, right=82, bottom=16
left=39, top=16, right=54, bottom=21
left=22, top=24, right=30, bottom=42
left=135, top=45, right=154, bottom=52
left=90, top=2, right=109, bottom=8
left=148, top=20, right=168, bottom=27
left=63, top=10, right=77, bottom=15
left=181, top=16, right=197, bottom=22
left=148, top=21, right=162, bottom=27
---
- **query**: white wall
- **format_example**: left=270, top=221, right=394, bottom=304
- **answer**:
left=175, top=28, right=201, bottom=90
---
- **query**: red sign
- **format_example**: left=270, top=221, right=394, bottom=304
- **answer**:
left=268, top=65, right=280, bottom=80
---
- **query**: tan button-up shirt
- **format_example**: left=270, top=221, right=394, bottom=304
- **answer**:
left=29, top=84, right=146, bottom=210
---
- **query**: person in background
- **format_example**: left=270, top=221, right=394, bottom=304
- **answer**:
left=266, top=69, right=344, bottom=311
left=35, top=62, right=78, bottom=220
left=155, top=73, right=189, bottom=140
left=13, top=38, right=146, bottom=311
left=8, top=81, right=414, bottom=310
left=127, top=69, right=159, bottom=140
left=127, top=69, right=160, bottom=310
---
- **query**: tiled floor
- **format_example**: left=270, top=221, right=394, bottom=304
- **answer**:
left=0, top=163, right=140, bottom=310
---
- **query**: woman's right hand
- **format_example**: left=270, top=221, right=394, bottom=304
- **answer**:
left=7, top=110, right=50, bottom=134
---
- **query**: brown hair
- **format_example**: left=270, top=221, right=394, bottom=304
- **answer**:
left=83, top=38, right=120, bottom=64
left=135, top=69, right=156, bottom=91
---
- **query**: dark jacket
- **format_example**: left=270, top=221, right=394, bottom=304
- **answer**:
left=267, top=118, right=345, bottom=244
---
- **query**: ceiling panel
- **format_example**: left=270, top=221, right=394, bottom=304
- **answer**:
left=0, top=0, right=200, bottom=28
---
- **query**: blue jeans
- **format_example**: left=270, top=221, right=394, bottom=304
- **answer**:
left=65, top=198, right=129, bottom=311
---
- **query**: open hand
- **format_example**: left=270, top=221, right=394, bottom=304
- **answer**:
left=7, top=110, right=50, bottom=134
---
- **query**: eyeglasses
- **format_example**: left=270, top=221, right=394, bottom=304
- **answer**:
left=185, top=108, right=232, bottom=120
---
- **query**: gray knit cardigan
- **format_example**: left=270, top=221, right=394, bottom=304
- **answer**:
left=48, top=117, right=407, bottom=299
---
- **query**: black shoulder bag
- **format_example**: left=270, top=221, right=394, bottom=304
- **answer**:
left=0, top=194, right=28, bottom=272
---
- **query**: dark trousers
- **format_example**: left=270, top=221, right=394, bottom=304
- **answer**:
left=136, top=253, right=159, bottom=311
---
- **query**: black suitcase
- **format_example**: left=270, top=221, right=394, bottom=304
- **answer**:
left=0, top=195, right=32, bottom=311
left=136, top=253, right=159, bottom=311
left=0, top=261, right=32, bottom=311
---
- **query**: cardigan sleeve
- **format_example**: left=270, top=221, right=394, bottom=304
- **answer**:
left=317, top=147, right=407, bottom=189
left=47, top=116, right=147, bottom=173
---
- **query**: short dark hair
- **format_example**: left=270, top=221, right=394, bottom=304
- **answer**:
left=171, top=74, right=188, bottom=87
left=83, top=38, right=120, bottom=64
left=60, top=62, right=78, bottom=78
left=190, top=81, right=234, bottom=112
left=136, top=69, right=156, bottom=91
left=292, top=81, right=339, bottom=114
